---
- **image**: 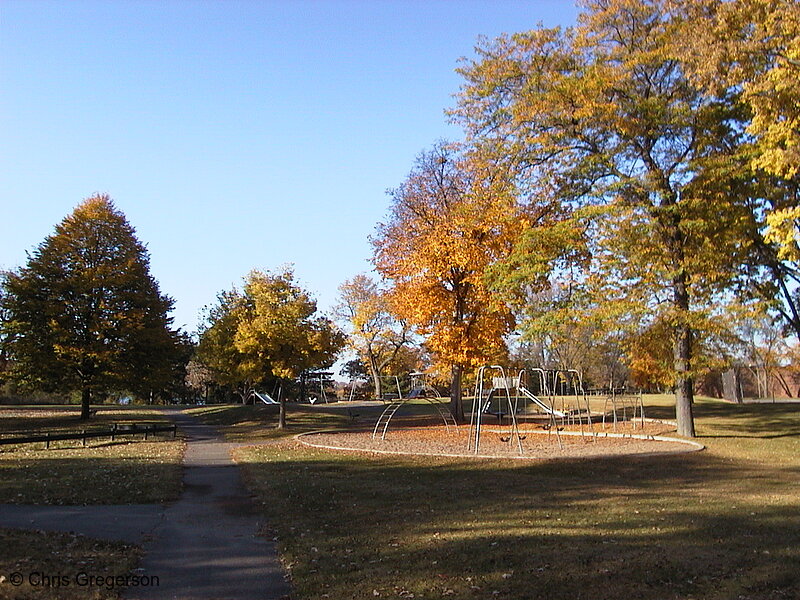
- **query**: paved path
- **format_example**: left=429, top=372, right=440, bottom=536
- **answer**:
left=0, top=504, right=164, bottom=543
left=130, top=411, right=291, bottom=600
left=0, top=410, right=292, bottom=600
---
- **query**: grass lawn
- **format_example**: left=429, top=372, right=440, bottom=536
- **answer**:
left=186, top=401, right=382, bottom=442
left=226, top=396, right=800, bottom=600
left=0, top=405, right=185, bottom=599
left=0, top=404, right=170, bottom=437
left=0, top=405, right=185, bottom=505
left=0, top=528, right=140, bottom=600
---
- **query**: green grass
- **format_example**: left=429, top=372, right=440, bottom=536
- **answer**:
left=0, top=405, right=185, bottom=505
left=0, top=528, right=140, bottom=600
left=232, top=396, right=800, bottom=600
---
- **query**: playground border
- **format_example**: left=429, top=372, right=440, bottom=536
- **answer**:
left=294, top=428, right=705, bottom=461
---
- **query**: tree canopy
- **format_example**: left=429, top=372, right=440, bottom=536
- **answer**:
left=451, top=0, right=776, bottom=436
left=372, top=142, right=526, bottom=421
left=2, top=195, right=181, bottom=419
left=335, top=274, right=413, bottom=399
left=197, top=268, right=345, bottom=426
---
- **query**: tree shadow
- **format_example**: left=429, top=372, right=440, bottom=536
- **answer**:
left=0, top=455, right=183, bottom=504
left=239, top=446, right=800, bottom=599
left=646, top=400, right=800, bottom=438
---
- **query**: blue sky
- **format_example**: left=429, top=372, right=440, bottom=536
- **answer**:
left=1, top=0, right=578, bottom=333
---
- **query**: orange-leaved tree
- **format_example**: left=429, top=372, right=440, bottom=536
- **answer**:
left=372, top=142, right=523, bottom=422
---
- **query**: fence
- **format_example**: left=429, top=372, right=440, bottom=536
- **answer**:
left=0, top=422, right=178, bottom=449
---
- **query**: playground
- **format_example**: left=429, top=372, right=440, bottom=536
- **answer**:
left=319, top=367, right=702, bottom=460
left=300, top=423, right=699, bottom=459
left=233, top=396, right=800, bottom=600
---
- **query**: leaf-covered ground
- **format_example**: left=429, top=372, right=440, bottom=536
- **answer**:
left=0, top=405, right=184, bottom=504
left=0, top=405, right=185, bottom=599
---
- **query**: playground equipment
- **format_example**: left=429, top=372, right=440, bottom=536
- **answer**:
left=515, top=368, right=566, bottom=418
left=406, top=372, right=441, bottom=399
left=370, top=375, right=404, bottom=402
left=346, top=378, right=371, bottom=402
left=251, top=390, right=279, bottom=405
left=602, top=389, right=646, bottom=430
left=466, top=367, right=597, bottom=454
left=515, top=368, right=564, bottom=449
left=467, top=365, right=524, bottom=454
left=372, top=373, right=456, bottom=440
left=301, top=371, right=335, bottom=404
left=521, top=369, right=595, bottom=436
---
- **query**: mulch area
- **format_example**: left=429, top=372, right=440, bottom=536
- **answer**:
left=299, top=420, right=701, bottom=460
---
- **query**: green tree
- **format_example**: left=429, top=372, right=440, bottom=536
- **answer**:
left=453, top=0, right=756, bottom=436
left=3, top=195, right=181, bottom=419
left=335, top=274, right=412, bottom=400
left=0, top=276, right=14, bottom=385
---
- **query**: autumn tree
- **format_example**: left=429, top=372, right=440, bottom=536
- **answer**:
left=674, top=0, right=800, bottom=341
left=372, top=142, right=524, bottom=422
left=453, top=0, right=761, bottom=436
left=508, top=279, right=630, bottom=390
left=2, top=195, right=181, bottom=419
left=676, top=0, right=800, bottom=182
left=196, top=288, right=253, bottom=401
left=198, top=269, right=345, bottom=428
left=335, top=274, right=412, bottom=399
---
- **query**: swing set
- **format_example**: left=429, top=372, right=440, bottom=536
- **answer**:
left=467, top=367, right=597, bottom=455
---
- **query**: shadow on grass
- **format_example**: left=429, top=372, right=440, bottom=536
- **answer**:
left=238, top=445, right=800, bottom=600
left=0, top=453, right=183, bottom=505
left=189, top=402, right=390, bottom=441
left=646, top=400, right=800, bottom=437
left=0, top=528, right=140, bottom=600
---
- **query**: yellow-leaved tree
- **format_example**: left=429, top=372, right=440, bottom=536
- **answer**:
left=453, top=0, right=759, bottom=436
left=677, top=0, right=800, bottom=339
left=335, top=274, right=413, bottom=400
left=677, top=0, right=800, bottom=181
left=198, top=268, right=344, bottom=428
left=372, top=142, right=524, bottom=422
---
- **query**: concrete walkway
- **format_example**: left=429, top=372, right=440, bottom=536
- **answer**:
left=0, top=410, right=292, bottom=600
left=0, top=504, right=163, bottom=543
left=130, top=411, right=291, bottom=600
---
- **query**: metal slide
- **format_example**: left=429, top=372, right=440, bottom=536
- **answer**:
left=517, top=385, right=566, bottom=418
left=253, top=391, right=279, bottom=405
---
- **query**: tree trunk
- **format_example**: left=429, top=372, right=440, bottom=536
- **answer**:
left=80, top=385, right=91, bottom=421
left=278, top=385, right=286, bottom=429
left=450, top=364, right=464, bottom=424
left=673, top=270, right=696, bottom=437
left=663, top=202, right=696, bottom=438
left=370, top=356, right=382, bottom=400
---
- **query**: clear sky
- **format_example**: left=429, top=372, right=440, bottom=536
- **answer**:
left=1, top=0, right=579, bottom=333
